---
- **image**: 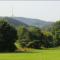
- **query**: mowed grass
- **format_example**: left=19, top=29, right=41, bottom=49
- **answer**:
left=0, top=49, right=60, bottom=60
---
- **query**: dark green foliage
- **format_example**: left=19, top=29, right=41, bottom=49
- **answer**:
left=17, top=26, right=31, bottom=48
left=0, top=18, right=60, bottom=51
left=28, top=26, right=43, bottom=48
left=17, top=20, right=60, bottom=49
left=51, top=21, right=60, bottom=46
left=0, top=19, right=18, bottom=52
left=18, top=26, right=44, bottom=48
left=43, top=32, right=54, bottom=48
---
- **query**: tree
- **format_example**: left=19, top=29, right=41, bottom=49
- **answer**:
left=28, top=26, right=43, bottom=49
left=51, top=21, right=60, bottom=46
left=0, top=19, right=18, bottom=52
left=43, top=32, right=54, bottom=48
left=17, top=26, right=31, bottom=48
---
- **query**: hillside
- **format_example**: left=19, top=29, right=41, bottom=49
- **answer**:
left=13, top=17, right=53, bottom=28
left=0, top=17, right=28, bottom=27
left=0, top=17, right=53, bottom=28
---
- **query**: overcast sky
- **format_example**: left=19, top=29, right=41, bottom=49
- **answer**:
left=0, top=1, right=60, bottom=22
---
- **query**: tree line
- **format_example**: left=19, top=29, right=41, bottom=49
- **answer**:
left=17, top=21, right=60, bottom=49
left=0, top=18, right=60, bottom=52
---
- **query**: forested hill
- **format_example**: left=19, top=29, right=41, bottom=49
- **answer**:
left=0, top=17, right=28, bottom=27
left=42, top=21, right=60, bottom=32
left=0, top=17, right=53, bottom=28
left=12, top=17, right=53, bottom=28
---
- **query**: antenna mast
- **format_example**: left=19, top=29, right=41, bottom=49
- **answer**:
left=11, top=7, right=14, bottom=17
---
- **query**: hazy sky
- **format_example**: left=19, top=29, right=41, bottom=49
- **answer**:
left=0, top=1, right=60, bottom=22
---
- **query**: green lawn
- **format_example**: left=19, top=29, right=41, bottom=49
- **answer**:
left=0, top=49, right=60, bottom=60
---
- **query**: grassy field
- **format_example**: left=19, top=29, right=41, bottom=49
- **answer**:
left=0, top=49, right=60, bottom=60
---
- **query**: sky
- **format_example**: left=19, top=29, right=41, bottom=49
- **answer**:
left=0, top=1, right=60, bottom=22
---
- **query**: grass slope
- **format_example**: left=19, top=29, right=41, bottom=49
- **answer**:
left=0, top=49, right=60, bottom=60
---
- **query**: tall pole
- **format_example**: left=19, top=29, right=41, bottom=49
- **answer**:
left=11, top=7, right=14, bottom=17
